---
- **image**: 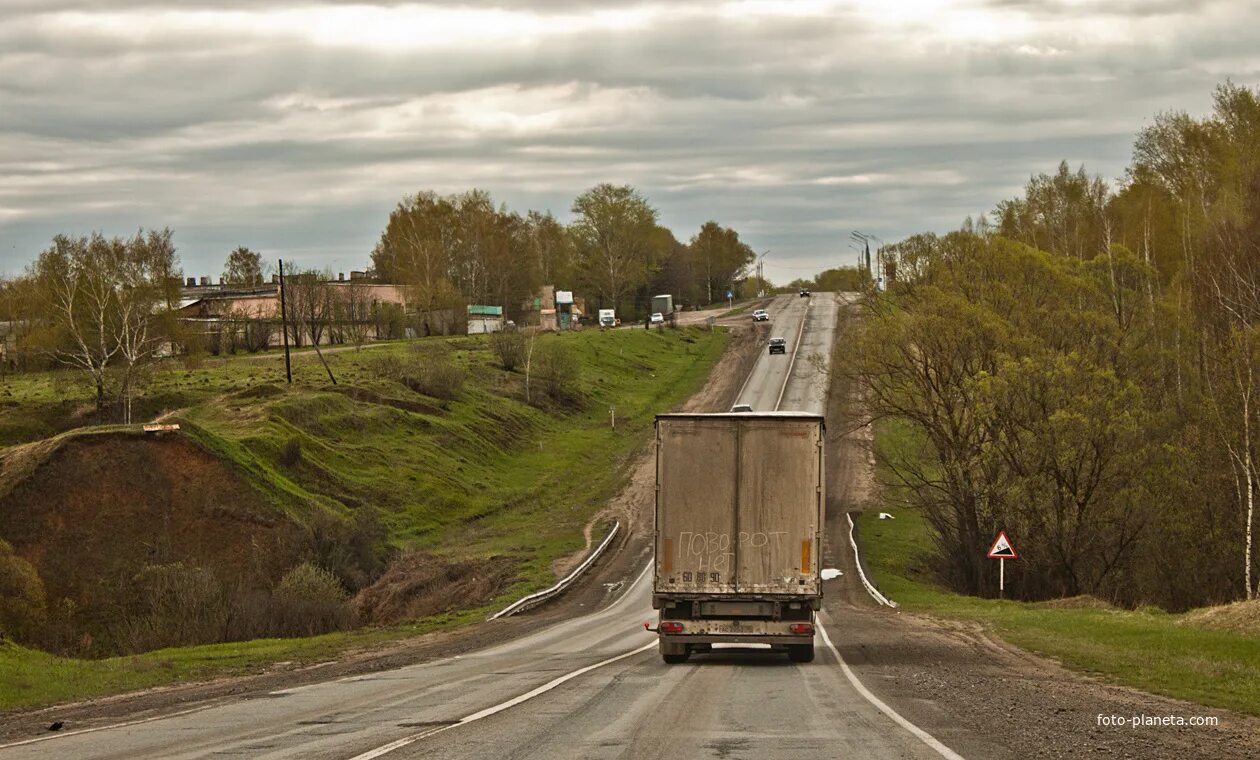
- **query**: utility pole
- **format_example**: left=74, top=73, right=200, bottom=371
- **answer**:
left=278, top=258, right=293, bottom=383
left=851, top=231, right=885, bottom=290
left=851, top=232, right=873, bottom=288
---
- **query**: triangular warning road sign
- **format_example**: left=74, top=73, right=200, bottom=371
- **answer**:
left=987, top=531, right=1017, bottom=559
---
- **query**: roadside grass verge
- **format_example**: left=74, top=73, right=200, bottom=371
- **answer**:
left=0, top=607, right=485, bottom=713
left=858, top=417, right=1260, bottom=717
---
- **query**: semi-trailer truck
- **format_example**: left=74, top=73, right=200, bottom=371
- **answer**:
left=651, top=294, right=674, bottom=316
left=651, top=412, right=825, bottom=663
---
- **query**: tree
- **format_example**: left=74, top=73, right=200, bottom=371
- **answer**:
left=29, top=229, right=181, bottom=417
left=527, top=210, right=574, bottom=286
left=222, top=247, right=266, bottom=287
left=115, top=229, right=182, bottom=422
left=336, top=279, right=373, bottom=349
left=570, top=184, right=658, bottom=312
left=995, top=161, right=1110, bottom=261
left=285, top=269, right=337, bottom=384
left=688, top=221, right=755, bottom=305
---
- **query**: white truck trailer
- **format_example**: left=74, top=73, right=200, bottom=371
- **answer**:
left=651, top=294, right=674, bottom=316
left=651, top=412, right=825, bottom=663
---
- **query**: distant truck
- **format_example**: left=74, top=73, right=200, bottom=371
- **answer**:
left=651, top=412, right=825, bottom=664
left=651, top=294, right=674, bottom=316
left=598, top=308, right=617, bottom=328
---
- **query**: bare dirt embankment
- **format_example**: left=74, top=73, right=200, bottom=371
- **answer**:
left=0, top=433, right=305, bottom=647
left=0, top=433, right=296, bottom=585
left=821, top=299, right=1260, bottom=760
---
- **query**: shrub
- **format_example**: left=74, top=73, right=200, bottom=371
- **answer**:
left=0, top=540, right=46, bottom=643
left=113, top=562, right=228, bottom=653
left=270, top=563, right=352, bottom=637
left=402, top=348, right=466, bottom=400
left=490, top=330, right=526, bottom=372
left=364, top=353, right=404, bottom=382
left=533, top=341, right=582, bottom=403
left=309, top=508, right=392, bottom=592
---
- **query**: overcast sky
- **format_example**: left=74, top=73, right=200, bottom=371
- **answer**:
left=2, top=1, right=1258, bottom=284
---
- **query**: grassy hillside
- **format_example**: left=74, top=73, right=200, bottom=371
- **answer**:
left=0, top=326, right=727, bottom=710
left=857, top=418, right=1260, bottom=717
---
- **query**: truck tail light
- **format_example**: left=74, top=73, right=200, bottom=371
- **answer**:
left=789, top=623, right=813, bottom=635
left=659, top=621, right=684, bottom=634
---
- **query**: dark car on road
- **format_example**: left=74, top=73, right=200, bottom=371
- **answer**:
left=799, top=288, right=810, bottom=297
left=768, top=337, right=787, bottom=355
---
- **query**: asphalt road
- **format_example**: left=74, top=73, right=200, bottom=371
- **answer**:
left=0, top=292, right=960, bottom=760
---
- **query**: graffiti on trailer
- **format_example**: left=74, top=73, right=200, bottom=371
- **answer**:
left=675, top=530, right=788, bottom=574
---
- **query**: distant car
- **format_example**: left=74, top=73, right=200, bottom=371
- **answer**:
left=799, top=289, right=811, bottom=298
left=730, top=404, right=754, bottom=413
left=650, top=312, right=665, bottom=325
left=768, top=337, right=787, bottom=355
left=751, top=309, right=769, bottom=322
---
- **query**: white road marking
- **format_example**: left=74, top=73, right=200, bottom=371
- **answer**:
left=0, top=704, right=217, bottom=750
left=344, top=641, right=657, bottom=760
left=818, top=617, right=965, bottom=760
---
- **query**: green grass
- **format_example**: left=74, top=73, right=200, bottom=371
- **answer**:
left=0, top=607, right=485, bottom=712
left=0, top=327, right=728, bottom=711
left=859, top=417, right=1260, bottom=717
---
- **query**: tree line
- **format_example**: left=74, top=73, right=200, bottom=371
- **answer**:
left=855, top=81, right=1260, bottom=610
left=369, top=183, right=758, bottom=321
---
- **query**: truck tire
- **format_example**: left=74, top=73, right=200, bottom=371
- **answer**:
left=660, top=639, right=689, bottom=664
left=788, top=645, right=814, bottom=663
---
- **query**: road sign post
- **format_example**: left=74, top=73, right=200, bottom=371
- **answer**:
left=987, top=531, right=1017, bottom=599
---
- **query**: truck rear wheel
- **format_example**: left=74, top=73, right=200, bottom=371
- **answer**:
left=788, top=645, right=814, bottom=663
left=660, top=639, right=689, bottom=664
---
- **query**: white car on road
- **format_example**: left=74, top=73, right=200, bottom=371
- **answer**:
left=650, top=312, right=665, bottom=325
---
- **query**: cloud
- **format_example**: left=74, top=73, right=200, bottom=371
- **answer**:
left=1, top=0, right=1258, bottom=284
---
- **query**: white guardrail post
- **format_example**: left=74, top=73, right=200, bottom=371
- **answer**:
left=489, top=521, right=621, bottom=620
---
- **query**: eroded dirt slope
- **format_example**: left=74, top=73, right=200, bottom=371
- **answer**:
left=0, top=433, right=305, bottom=647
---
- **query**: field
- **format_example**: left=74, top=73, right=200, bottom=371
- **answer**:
left=857, top=418, right=1260, bottom=717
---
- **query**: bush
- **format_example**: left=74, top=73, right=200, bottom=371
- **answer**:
left=112, top=562, right=228, bottom=653
left=364, top=353, right=404, bottom=382
left=490, top=330, right=526, bottom=372
left=0, top=540, right=46, bottom=643
left=309, top=508, right=391, bottom=591
left=269, top=563, right=352, bottom=638
left=533, top=341, right=582, bottom=403
left=402, top=348, right=466, bottom=400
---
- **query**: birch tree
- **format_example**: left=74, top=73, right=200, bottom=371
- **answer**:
left=570, top=184, right=657, bottom=312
